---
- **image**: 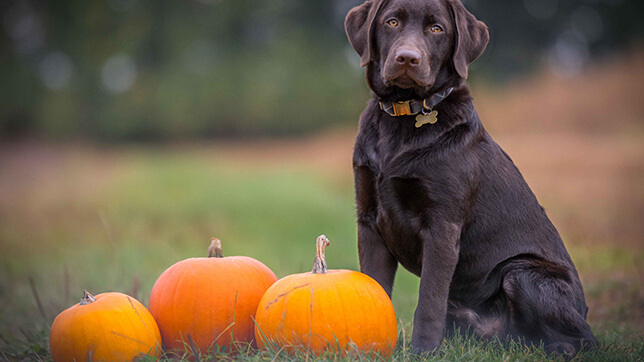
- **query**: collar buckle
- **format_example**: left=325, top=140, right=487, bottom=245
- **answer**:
left=392, top=101, right=412, bottom=116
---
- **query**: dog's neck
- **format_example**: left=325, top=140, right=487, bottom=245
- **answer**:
left=378, top=87, right=454, bottom=117
left=372, top=79, right=475, bottom=129
left=364, top=89, right=480, bottom=151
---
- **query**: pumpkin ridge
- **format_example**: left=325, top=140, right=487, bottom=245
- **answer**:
left=174, top=265, right=197, bottom=346
left=94, top=296, right=112, bottom=356
left=125, top=295, right=160, bottom=347
left=108, top=329, right=150, bottom=346
left=307, top=284, right=314, bottom=350
left=264, top=282, right=312, bottom=310
left=333, top=279, right=350, bottom=350
left=363, top=279, right=380, bottom=347
left=211, top=320, right=235, bottom=352
left=366, top=275, right=397, bottom=352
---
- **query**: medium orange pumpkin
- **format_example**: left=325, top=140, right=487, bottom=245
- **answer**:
left=49, top=290, right=162, bottom=362
left=254, top=235, right=398, bottom=357
left=148, top=238, right=278, bottom=354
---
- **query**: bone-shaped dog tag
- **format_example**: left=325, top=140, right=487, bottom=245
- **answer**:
left=415, top=110, right=438, bottom=128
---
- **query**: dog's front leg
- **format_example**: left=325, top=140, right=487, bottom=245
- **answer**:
left=411, top=220, right=461, bottom=353
left=355, top=165, right=398, bottom=297
left=358, top=220, right=398, bottom=297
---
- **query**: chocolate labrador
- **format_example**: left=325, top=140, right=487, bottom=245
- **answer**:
left=344, top=0, right=597, bottom=357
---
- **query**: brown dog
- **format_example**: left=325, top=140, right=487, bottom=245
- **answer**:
left=344, top=0, right=597, bottom=357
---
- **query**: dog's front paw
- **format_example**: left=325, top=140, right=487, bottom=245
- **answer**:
left=410, top=335, right=442, bottom=356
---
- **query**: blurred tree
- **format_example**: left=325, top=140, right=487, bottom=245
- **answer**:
left=0, top=0, right=642, bottom=141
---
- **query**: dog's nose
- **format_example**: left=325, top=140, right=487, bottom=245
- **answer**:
left=395, top=48, right=421, bottom=66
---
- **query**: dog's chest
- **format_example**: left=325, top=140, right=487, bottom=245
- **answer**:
left=360, top=132, right=442, bottom=273
left=376, top=173, right=429, bottom=274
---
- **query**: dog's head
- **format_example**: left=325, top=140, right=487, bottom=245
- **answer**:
left=345, top=0, right=489, bottom=99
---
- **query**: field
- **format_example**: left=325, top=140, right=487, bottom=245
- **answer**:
left=1, top=52, right=643, bottom=360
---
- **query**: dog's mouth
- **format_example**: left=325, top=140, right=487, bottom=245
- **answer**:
left=383, top=69, right=432, bottom=91
left=383, top=74, right=433, bottom=95
left=385, top=75, right=417, bottom=89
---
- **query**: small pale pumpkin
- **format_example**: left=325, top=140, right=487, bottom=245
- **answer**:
left=49, top=291, right=162, bottom=362
left=148, top=238, right=278, bottom=353
left=254, top=235, right=398, bottom=357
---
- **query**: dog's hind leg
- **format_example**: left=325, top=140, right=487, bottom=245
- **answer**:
left=447, top=302, right=510, bottom=340
left=446, top=290, right=517, bottom=345
left=501, top=259, right=598, bottom=359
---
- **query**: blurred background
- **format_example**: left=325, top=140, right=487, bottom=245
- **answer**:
left=2, top=0, right=643, bottom=140
left=1, top=0, right=643, bottom=358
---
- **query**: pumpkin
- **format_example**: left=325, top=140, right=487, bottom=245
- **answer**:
left=49, top=290, right=162, bottom=362
left=254, top=235, right=398, bottom=357
left=148, top=238, right=278, bottom=354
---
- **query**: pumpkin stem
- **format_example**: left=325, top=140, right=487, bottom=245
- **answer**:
left=311, top=235, right=330, bottom=274
left=208, top=237, right=224, bottom=258
left=79, top=290, right=96, bottom=305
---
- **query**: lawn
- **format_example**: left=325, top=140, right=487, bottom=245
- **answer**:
left=1, top=132, right=642, bottom=361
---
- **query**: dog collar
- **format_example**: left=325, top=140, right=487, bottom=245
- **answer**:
left=379, top=87, right=453, bottom=127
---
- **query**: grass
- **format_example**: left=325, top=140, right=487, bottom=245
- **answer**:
left=159, top=328, right=644, bottom=361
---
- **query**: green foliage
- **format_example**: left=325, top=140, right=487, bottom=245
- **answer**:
left=2, top=0, right=643, bottom=140
left=1, top=0, right=370, bottom=141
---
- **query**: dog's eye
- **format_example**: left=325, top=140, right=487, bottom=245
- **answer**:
left=430, top=25, right=443, bottom=33
left=386, top=19, right=399, bottom=27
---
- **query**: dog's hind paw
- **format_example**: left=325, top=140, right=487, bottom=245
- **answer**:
left=545, top=342, right=577, bottom=360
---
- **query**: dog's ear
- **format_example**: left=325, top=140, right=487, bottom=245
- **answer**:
left=345, top=0, right=386, bottom=67
left=448, top=0, right=489, bottom=79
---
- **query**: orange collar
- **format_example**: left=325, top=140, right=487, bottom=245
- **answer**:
left=379, top=87, right=453, bottom=117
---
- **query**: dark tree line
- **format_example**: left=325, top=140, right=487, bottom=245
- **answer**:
left=1, top=0, right=642, bottom=141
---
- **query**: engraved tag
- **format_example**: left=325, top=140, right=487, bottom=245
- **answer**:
left=415, top=110, right=438, bottom=128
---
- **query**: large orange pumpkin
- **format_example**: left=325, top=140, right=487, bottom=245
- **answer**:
left=49, top=290, right=162, bottom=362
left=148, top=238, right=278, bottom=354
left=254, top=235, right=398, bottom=357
